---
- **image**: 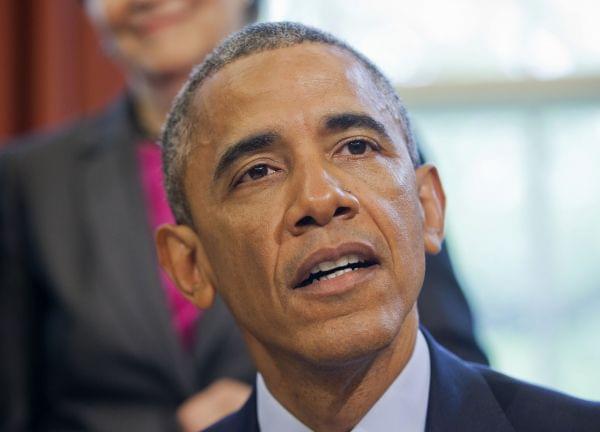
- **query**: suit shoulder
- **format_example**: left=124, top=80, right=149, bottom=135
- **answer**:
left=1, top=115, right=104, bottom=165
left=0, top=98, right=126, bottom=169
left=475, top=365, right=600, bottom=431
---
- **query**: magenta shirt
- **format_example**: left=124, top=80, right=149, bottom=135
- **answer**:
left=137, top=141, right=201, bottom=350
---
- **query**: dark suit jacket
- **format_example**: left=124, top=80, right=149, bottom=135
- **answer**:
left=0, top=97, right=485, bottom=431
left=205, top=331, right=600, bottom=432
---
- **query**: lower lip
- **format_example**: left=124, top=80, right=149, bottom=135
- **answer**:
left=293, top=265, right=380, bottom=298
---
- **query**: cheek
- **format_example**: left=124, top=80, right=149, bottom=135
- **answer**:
left=206, top=0, right=247, bottom=29
left=356, top=157, right=422, bottom=230
left=91, top=9, right=140, bottom=65
left=88, top=0, right=126, bottom=28
left=355, top=158, right=425, bottom=287
left=88, top=1, right=128, bottom=43
left=200, top=201, right=282, bottom=307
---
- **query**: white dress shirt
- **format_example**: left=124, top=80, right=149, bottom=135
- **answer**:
left=257, top=330, right=430, bottom=432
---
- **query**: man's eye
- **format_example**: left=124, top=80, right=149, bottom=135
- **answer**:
left=339, top=139, right=376, bottom=155
left=237, top=164, right=278, bottom=185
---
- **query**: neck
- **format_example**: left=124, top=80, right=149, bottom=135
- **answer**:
left=254, top=308, right=420, bottom=432
left=128, top=70, right=189, bottom=138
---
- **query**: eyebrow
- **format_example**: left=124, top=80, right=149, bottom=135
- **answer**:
left=212, top=113, right=389, bottom=182
left=323, top=112, right=391, bottom=140
left=213, top=132, right=279, bottom=182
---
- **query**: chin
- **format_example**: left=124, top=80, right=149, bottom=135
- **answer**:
left=297, top=307, right=408, bottom=368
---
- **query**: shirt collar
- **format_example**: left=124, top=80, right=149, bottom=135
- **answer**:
left=257, top=330, right=430, bottom=432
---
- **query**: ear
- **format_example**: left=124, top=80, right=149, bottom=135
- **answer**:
left=155, top=224, right=216, bottom=309
left=415, top=164, right=446, bottom=255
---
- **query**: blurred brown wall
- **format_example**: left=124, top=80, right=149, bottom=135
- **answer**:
left=0, top=0, right=125, bottom=143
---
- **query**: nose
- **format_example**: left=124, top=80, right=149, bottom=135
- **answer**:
left=284, top=160, right=360, bottom=236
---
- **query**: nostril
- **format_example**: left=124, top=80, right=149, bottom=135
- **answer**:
left=293, top=206, right=353, bottom=230
left=334, top=206, right=351, bottom=217
left=296, top=215, right=316, bottom=227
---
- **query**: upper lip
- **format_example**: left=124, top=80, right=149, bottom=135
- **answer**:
left=292, top=242, right=380, bottom=288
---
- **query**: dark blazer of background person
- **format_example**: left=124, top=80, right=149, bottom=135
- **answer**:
left=207, top=330, right=600, bottom=432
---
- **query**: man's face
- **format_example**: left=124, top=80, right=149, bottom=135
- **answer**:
left=86, top=0, right=249, bottom=76
left=184, top=44, right=437, bottom=365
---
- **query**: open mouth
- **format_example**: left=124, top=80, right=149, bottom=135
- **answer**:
left=294, top=254, right=378, bottom=288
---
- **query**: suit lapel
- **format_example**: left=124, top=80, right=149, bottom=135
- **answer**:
left=236, top=389, right=260, bottom=432
left=207, top=387, right=259, bottom=432
left=423, top=329, right=515, bottom=432
left=76, top=99, right=195, bottom=396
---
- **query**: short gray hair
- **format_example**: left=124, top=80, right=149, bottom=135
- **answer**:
left=161, top=21, right=418, bottom=226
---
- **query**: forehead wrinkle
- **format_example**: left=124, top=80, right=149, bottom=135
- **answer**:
left=285, top=47, right=400, bottom=139
left=344, top=60, right=390, bottom=115
left=189, top=71, right=252, bottom=161
left=217, top=44, right=353, bottom=95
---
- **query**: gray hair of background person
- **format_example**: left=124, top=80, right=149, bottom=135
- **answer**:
left=161, top=21, right=419, bottom=226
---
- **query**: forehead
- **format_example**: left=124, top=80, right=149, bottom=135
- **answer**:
left=191, top=43, right=395, bottom=143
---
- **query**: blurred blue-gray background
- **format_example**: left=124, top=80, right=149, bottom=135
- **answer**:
left=262, top=0, right=600, bottom=400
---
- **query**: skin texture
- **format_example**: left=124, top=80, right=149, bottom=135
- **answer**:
left=157, top=43, right=446, bottom=431
left=84, top=1, right=253, bottom=430
left=85, top=0, right=249, bottom=135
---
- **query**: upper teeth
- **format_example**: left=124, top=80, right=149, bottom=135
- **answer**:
left=309, top=254, right=362, bottom=276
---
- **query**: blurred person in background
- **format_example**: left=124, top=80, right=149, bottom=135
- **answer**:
left=0, top=1, right=485, bottom=431
left=0, top=2, right=260, bottom=431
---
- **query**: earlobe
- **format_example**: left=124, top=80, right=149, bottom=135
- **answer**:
left=155, top=224, right=217, bottom=309
left=415, top=164, right=446, bottom=255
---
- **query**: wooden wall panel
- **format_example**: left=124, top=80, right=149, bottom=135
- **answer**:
left=0, top=0, right=124, bottom=143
